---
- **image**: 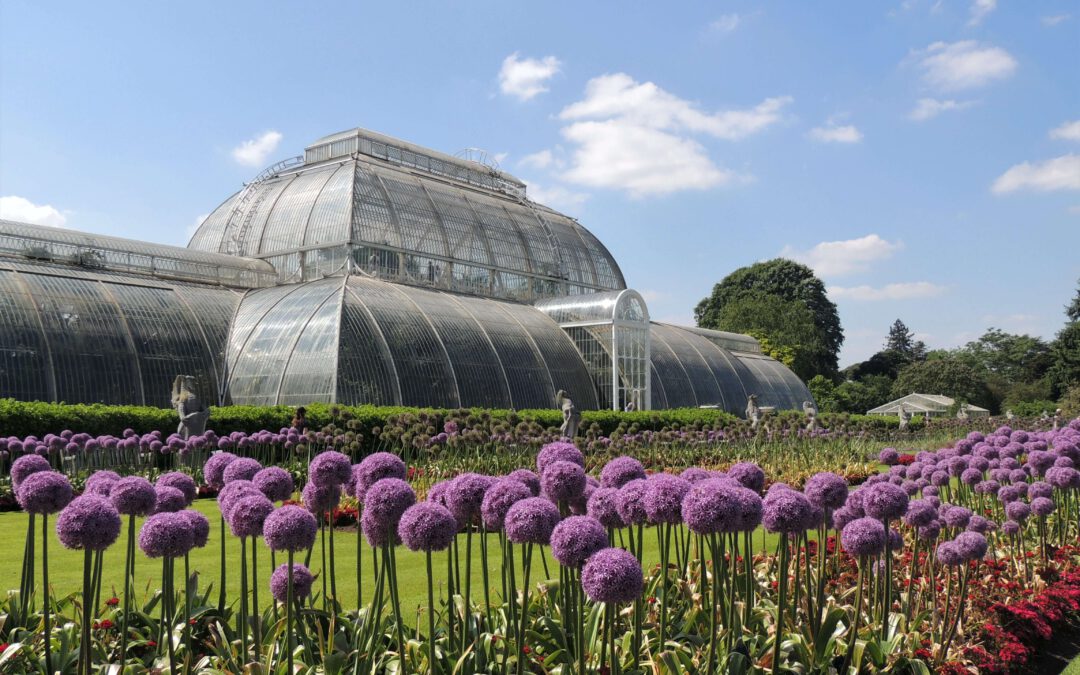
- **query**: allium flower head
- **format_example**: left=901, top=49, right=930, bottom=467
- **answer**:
left=270, top=563, right=314, bottom=602
left=481, top=478, right=532, bottom=531
left=550, top=516, right=608, bottom=568
left=1005, top=501, right=1030, bottom=523
left=139, top=512, right=195, bottom=558
left=11, top=454, right=52, bottom=490
left=762, top=488, right=813, bottom=533
left=1047, top=466, right=1080, bottom=490
left=536, top=441, right=584, bottom=475
left=863, top=482, right=909, bottom=521
left=504, top=497, right=561, bottom=545
left=586, top=487, right=625, bottom=529
left=85, top=470, right=121, bottom=497
left=254, top=467, right=295, bottom=502
left=447, top=473, right=494, bottom=524
left=399, top=502, right=457, bottom=552
left=309, top=450, right=353, bottom=488
left=353, top=452, right=407, bottom=502
left=203, top=452, right=238, bottom=489
left=954, top=531, right=988, bottom=561
left=643, top=474, right=692, bottom=525
left=680, top=467, right=714, bottom=483
left=56, top=495, right=121, bottom=551
left=154, top=486, right=187, bottom=514
left=682, top=480, right=740, bottom=535
left=229, top=494, right=275, bottom=538
left=17, top=471, right=73, bottom=515
left=1032, top=497, right=1055, bottom=517
left=507, top=469, right=541, bottom=496
left=110, top=476, right=157, bottom=517
left=841, top=517, right=885, bottom=557
left=879, top=448, right=899, bottom=465
left=361, top=478, right=416, bottom=545
left=936, top=541, right=964, bottom=566
left=600, top=456, right=646, bottom=488
left=903, top=499, right=937, bottom=528
left=615, top=479, right=648, bottom=525
left=223, top=457, right=262, bottom=485
left=727, top=462, right=765, bottom=494
left=804, top=472, right=849, bottom=510
left=178, top=509, right=211, bottom=548
left=156, top=472, right=196, bottom=505
left=263, top=505, right=318, bottom=552
left=541, top=461, right=587, bottom=504
left=302, top=481, right=341, bottom=515
left=581, top=547, right=643, bottom=604
left=941, top=505, right=972, bottom=529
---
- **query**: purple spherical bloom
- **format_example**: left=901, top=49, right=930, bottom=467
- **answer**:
left=918, top=521, right=942, bottom=541
left=936, top=541, right=964, bottom=566
left=680, top=467, right=713, bottom=483
left=931, top=471, right=950, bottom=487
left=1047, top=466, right=1080, bottom=490
left=156, top=472, right=197, bottom=506
left=361, top=478, right=416, bottom=543
left=960, top=468, right=982, bottom=486
left=504, top=497, right=561, bottom=545
left=17, top=471, right=73, bottom=515
left=352, top=452, right=407, bottom=502
left=966, top=515, right=992, bottom=534
left=542, top=461, right=587, bottom=504
left=941, top=505, right=972, bottom=529
left=975, top=480, right=1000, bottom=496
left=1009, top=469, right=1030, bottom=484
left=600, top=457, right=646, bottom=488
left=154, top=486, right=187, bottom=514
left=482, top=478, right=532, bottom=531
left=507, top=469, right=541, bottom=496
left=731, top=487, right=764, bottom=532
left=682, top=480, right=740, bottom=534
left=536, top=441, right=584, bottom=475
left=833, top=507, right=857, bottom=532
left=841, top=517, right=886, bottom=557
left=263, top=505, right=318, bottom=552
left=615, top=479, right=648, bottom=526
left=569, top=481, right=597, bottom=516
left=863, top=482, right=909, bottom=522
left=11, top=454, right=52, bottom=491
left=904, top=499, right=937, bottom=528
left=399, top=502, right=457, bottom=552
left=302, top=481, right=341, bottom=516
left=550, top=516, right=608, bottom=568
left=1032, top=497, right=1056, bottom=517
left=1005, top=501, right=1031, bottom=523
left=108, top=476, right=156, bottom=517
left=85, top=470, right=121, bottom=497
left=954, top=531, right=988, bottom=561
left=218, top=480, right=261, bottom=519
left=447, top=473, right=494, bottom=524
left=879, top=448, right=899, bottom=465
left=804, top=472, right=849, bottom=510
left=229, top=494, right=275, bottom=538
left=1056, top=456, right=1075, bottom=469
left=1028, top=482, right=1053, bottom=500
left=55, top=495, right=121, bottom=551
left=586, top=487, right=625, bottom=529
left=139, top=512, right=194, bottom=558
left=178, top=509, right=210, bottom=547
left=203, top=452, right=238, bottom=489
left=728, top=462, right=765, bottom=494
left=270, top=563, right=314, bottom=602
left=762, top=488, right=813, bottom=534
left=643, top=474, right=692, bottom=525
left=222, top=457, right=262, bottom=485
left=254, top=467, right=295, bottom=503
left=309, top=450, right=353, bottom=488
left=581, top=547, right=643, bottom=604
left=1002, top=520, right=1021, bottom=536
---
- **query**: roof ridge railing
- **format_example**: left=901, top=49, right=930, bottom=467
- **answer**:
left=224, top=156, right=304, bottom=255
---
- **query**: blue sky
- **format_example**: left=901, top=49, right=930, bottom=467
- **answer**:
left=1, top=1, right=1077, bottom=366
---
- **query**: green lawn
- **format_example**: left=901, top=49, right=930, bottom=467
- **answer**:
left=0, top=499, right=784, bottom=620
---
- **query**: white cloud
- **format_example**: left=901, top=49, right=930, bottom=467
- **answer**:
left=518, top=149, right=556, bottom=170
left=1050, top=120, right=1080, bottom=142
left=523, top=181, right=588, bottom=212
left=1042, top=14, right=1071, bottom=26
left=908, top=97, right=976, bottom=121
left=551, top=73, right=789, bottom=196
left=0, top=195, right=67, bottom=227
left=781, top=234, right=903, bottom=278
left=967, top=0, right=996, bottom=26
left=829, top=282, right=945, bottom=301
left=808, top=123, right=863, bottom=143
left=498, top=53, right=561, bottom=101
left=710, top=14, right=741, bottom=33
left=992, top=155, right=1080, bottom=194
left=915, top=41, right=1017, bottom=91
left=231, top=131, right=283, bottom=167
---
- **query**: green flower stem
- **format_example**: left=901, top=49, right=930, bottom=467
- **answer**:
left=445, top=545, right=455, bottom=653
left=166, top=557, right=177, bottom=675
left=426, top=550, right=437, bottom=675
left=251, top=540, right=261, bottom=646
left=840, top=556, right=866, bottom=675
left=744, top=529, right=754, bottom=628
left=772, top=532, right=789, bottom=674
left=706, top=533, right=719, bottom=673
left=120, top=513, right=135, bottom=666
left=387, top=543, right=409, bottom=674
left=480, top=525, right=492, bottom=633
left=184, top=553, right=192, bottom=675
left=462, top=526, right=473, bottom=653
left=329, top=512, right=338, bottom=607
left=20, top=513, right=34, bottom=617
left=80, top=546, right=92, bottom=675
left=882, top=518, right=892, bottom=641
left=659, top=523, right=671, bottom=649
left=43, top=514, right=53, bottom=675
left=609, top=602, right=620, bottom=675
left=320, top=517, right=329, bottom=612
left=577, top=567, right=586, bottom=675
left=218, top=514, right=227, bottom=613
left=938, top=564, right=971, bottom=665
left=271, top=549, right=280, bottom=626
left=240, top=536, right=249, bottom=664
left=287, top=549, right=294, bottom=675
left=515, top=543, right=534, bottom=675
left=356, top=514, right=363, bottom=607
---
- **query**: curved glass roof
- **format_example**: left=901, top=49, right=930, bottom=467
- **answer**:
left=226, top=274, right=600, bottom=409
left=534, top=289, right=650, bottom=325
left=188, top=128, right=625, bottom=301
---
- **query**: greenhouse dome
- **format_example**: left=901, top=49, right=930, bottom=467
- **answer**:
left=0, top=127, right=813, bottom=414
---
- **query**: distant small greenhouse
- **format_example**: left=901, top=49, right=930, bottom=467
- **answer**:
left=867, top=393, right=990, bottom=418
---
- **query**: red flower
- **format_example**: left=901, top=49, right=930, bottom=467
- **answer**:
left=105, top=596, right=119, bottom=607
left=97, top=619, right=114, bottom=630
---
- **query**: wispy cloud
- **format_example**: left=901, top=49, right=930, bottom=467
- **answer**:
left=829, top=282, right=945, bottom=301
left=914, top=40, right=1017, bottom=90
left=518, top=149, right=557, bottom=170
left=498, top=53, right=562, bottom=101
left=1050, top=120, right=1080, bottom=142
left=1042, top=14, right=1071, bottom=27
left=231, top=131, right=283, bottom=167
left=523, top=180, right=588, bottom=212
left=908, top=98, right=976, bottom=121
left=709, top=14, right=742, bottom=33
left=0, top=195, right=67, bottom=227
left=808, top=123, right=863, bottom=143
left=967, top=0, right=996, bottom=26
left=992, top=155, right=1080, bottom=194
left=781, top=234, right=902, bottom=278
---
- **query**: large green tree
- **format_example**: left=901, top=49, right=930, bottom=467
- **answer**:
left=695, top=259, right=843, bottom=378
left=891, top=355, right=995, bottom=412
left=708, top=292, right=822, bottom=380
left=1050, top=280, right=1080, bottom=396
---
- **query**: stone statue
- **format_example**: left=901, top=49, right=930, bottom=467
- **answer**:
left=803, top=400, right=819, bottom=432
left=172, top=375, right=209, bottom=440
left=556, top=389, right=581, bottom=439
left=1054, top=408, right=1063, bottom=431
left=956, top=406, right=969, bottom=421
left=898, top=404, right=911, bottom=430
left=746, top=394, right=762, bottom=430
left=1005, top=409, right=1016, bottom=421
left=1040, top=409, right=1051, bottom=423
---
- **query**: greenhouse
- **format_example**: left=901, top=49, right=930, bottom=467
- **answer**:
left=0, top=127, right=812, bottom=414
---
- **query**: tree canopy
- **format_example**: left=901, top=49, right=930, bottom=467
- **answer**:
left=891, top=355, right=996, bottom=412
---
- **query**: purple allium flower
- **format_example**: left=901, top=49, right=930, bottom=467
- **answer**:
left=203, top=452, right=238, bottom=489
left=156, top=472, right=196, bottom=506
left=17, top=471, right=73, bottom=515
left=352, top=452, right=407, bottom=502
left=55, top=495, right=121, bottom=551
left=840, top=517, right=886, bottom=557
left=541, top=461, right=587, bottom=504
left=918, top=522, right=942, bottom=541
left=682, top=480, right=740, bottom=535
left=936, top=541, right=964, bottom=566
left=680, top=467, right=713, bottom=483
left=904, top=499, right=937, bottom=528
left=931, top=471, right=950, bottom=487
left=178, top=509, right=210, bottom=548
left=302, top=481, right=341, bottom=516
left=399, top=502, right=457, bottom=552
left=229, top=494, right=275, bottom=538
left=263, top=505, right=318, bottom=552
left=270, top=563, right=314, bottom=602
left=1002, top=520, right=1021, bottom=536
left=960, top=468, right=983, bottom=486
left=504, top=497, right=561, bottom=545
left=1047, top=466, right=1080, bottom=490
left=139, top=512, right=194, bottom=558
left=727, top=462, right=765, bottom=494
left=1005, top=501, right=1031, bottom=523
left=732, top=487, right=764, bottom=532
left=942, top=505, right=972, bottom=529
left=85, top=470, right=121, bottom=497
left=615, top=479, right=648, bottom=526
left=361, top=478, right=416, bottom=545
left=11, top=454, right=52, bottom=491
left=965, top=515, right=991, bottom=533
left=536, top=441, right=584, bottom=475
left=550, top=516, right=608, bottom=568
left=879, top=448, right=899, bottom=465
left=447, top=473, right=494, bottom=525
left=482, top=478, right=532, bottom=531
left=762, top=488, right=813, bottom=533
left=110, top=476, right=157, bottom=517
left=581, top=547, right=643, bottom=604
left=1032, top=497, right=1055, bottom=517
left=154, top=486, right=187, bottom=514
left=253, top=467, right=294, bottom=503
left=862, top=482, right=909, bottom=521
left=1009, top=469, right=1029, bottom=484
left=600, top=457, right=646, bottom=488
left=643, top=474, right=692, bottom=525
left=587, top=487, right=625, bottom=529
left=954, top=531, right=988, bottom=561
left=309, top=450, right=353, bottom=488
left=507, top=469, right=541, bottom=496
left=804, top=472, right=849, bottom=510
left=223, top=457, right=262, bottom=485
left=998, top=484, right=1024, bottom=504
